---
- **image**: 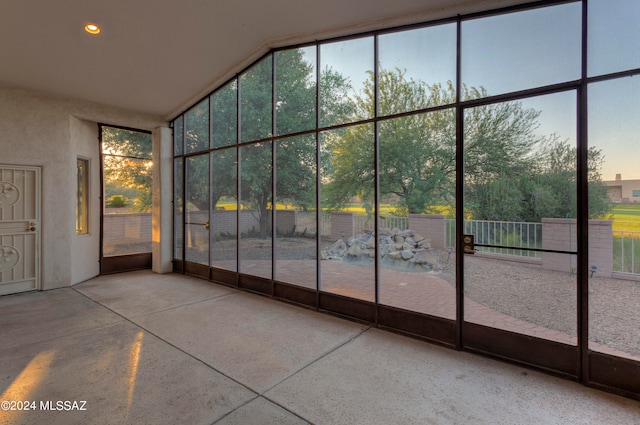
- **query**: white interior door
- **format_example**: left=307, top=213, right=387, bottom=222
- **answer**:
left=0, top=165, right=40, bottom=295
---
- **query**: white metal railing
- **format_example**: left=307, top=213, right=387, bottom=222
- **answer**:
left=320, top=213, right=331, bottom=237
left=447, top=219, right=542, bottom=258
left=613, top=230, right=640, bottom=275
left=380, top=215, right=409, bottom=231
left=320, top=213, right=409, bottom=238
left=352, top=215, right=409, bottom=235
left=319, top=213, right=639, bottom=275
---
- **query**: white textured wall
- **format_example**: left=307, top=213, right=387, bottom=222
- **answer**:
left=0, top=87, right=166, bottom=289
left=152, top=126, right=173, bottom=273
left=69, top=117, right=101, bottom=284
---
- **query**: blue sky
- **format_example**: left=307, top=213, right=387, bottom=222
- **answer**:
left=310, top=0, right=639, bottom=180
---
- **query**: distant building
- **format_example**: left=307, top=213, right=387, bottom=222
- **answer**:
left=604, top=174, right=640, bottom=203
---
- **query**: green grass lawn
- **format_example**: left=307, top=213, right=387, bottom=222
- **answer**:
left=214, top=201, right=640, bottom=230
left=610, top=204, right=640, bottom=232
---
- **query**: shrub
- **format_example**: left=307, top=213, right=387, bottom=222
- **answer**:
left=107, top=195, right=129, bottom=208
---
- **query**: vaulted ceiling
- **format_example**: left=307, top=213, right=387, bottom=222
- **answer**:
left=0, top=0, right=530, bottom=120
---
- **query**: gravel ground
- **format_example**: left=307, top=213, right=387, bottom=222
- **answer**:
left=110, top=236, right=640, bottom=358
left=443, top=254, right=640, bottom=358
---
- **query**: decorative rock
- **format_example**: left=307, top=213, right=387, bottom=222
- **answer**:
left=322, top=228, right=441, bottom=273
left=399, top=229, right=415, bottom=238
left=380, top=245, right=391, bottom=257
left=387, top=251, right=402, bottom=260
left=346, top=243, right=361, bottom=257
left=327, top=239, right=347, bottom=257
left=414, top=250, right=430, bottom=264
left=401, top=250, right=414, bottom=260
left=366, top=237, right=375, bottom=249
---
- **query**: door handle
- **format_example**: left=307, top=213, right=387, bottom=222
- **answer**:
left=26, top=222, right=36, bottom=232
left=463, top=235, right=475, bottom=254
left=204, top=219, right=210, bottom=230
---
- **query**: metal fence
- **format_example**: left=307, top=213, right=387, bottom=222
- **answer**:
left=446, top=219, right=542, bottom=258
left=319, top=214, right=410, bottom=237
left=317, top=213, right=639, bottom=276
left=320, top=213, right=409, bottom=237
left=613, top=230, right=640, bottom=275
left=353, top=215, right=409, bottom=234
left=320, top=213, right=331, bottom=238
left=380, top=215, right=409, bottom=231
left=352, top=215, right=373, bottom=235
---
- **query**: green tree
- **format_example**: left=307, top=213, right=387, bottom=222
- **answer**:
left=195, top=48, right=352, bottom=237
left=322, top=68, right=612, bottom=222
left=240, top=143, right=272, bottom=238
left=182, top=100, right=211, bottom=211
left=102, top=127, right=153, bottom=212
left=473, top=139, right=611, bottom=222
left=209, top=81, right=240, bottom=212
left=322, top=69, right=542, bottom=215
left=276, top=134, right=317, bottom=211
left=529, top=140, right=610, bottom=220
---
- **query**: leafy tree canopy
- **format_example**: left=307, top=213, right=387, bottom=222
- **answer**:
left=102, top=127, right=153, bottom=212
left=322, top=68, right=611, bottom=221
left=182, top=48, right=352, bottom=237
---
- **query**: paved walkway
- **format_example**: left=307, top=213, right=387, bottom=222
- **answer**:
left=230, top=258, right=637, bottom=360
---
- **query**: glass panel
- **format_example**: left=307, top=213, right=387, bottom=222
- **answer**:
left=275, top=134, right=317, bottom=288
left=240, top=55, right=273, bottom=143
left=378, top=23, right=457, bottom=116
left=210, top=147, right=238, bottom=272
left=275, top=46, right=317, bottom=136
left=102, top=127, right=153, bottom=257
left=320, top=37, right=373, bottom=127
left=463, top=92, right=577, bottom=344
left=589, top=0, right=640, bottom=77
left=588, top=78, right=640, bottom=360
left=461, top=3, right=581, bottom=99
left=185, top=154, right=209, bottom=265
left=211, top=80, right=238, bottom=149
left=378, top=110, right=456, bottom=319
left=174, top=157, right=183, bottom=261
left=103, top=127, right=152, bottom=160
left=239, top=142, right=273, bottom=279
left=185, top=98, right=210, bottom=153
left=76, top=158, right=89, bottom=235
left=174, top=116, right=184, bottom=156
left=320, top=124, right=375, bottom=301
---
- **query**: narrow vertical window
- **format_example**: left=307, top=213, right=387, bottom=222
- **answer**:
left=76, top=158, right=89, bottom=235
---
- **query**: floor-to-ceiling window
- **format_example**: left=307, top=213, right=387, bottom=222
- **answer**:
left=586, top=0, right=640, bottom=395
left=171, top=0, right=640, bottom=399
left=100, top=125, right=153, bottom=273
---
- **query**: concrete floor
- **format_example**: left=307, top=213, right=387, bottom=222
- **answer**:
left=1, top=271, right=639, bottom=425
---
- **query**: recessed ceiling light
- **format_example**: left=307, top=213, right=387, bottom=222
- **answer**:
left=84, top=23, right=100, bottom=34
